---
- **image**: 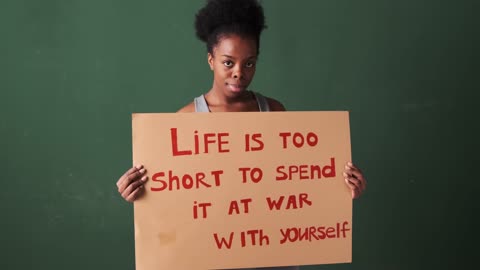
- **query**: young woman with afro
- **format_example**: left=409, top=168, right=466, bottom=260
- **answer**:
left=116, top=1, right=367, bottom=269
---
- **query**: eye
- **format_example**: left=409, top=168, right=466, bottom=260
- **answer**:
left=223, top=60, right=233, bottom=67
left=245, top=61, right=256, bottom=68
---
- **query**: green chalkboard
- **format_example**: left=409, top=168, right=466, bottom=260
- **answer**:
left=1, top=0, right=477, bottom=269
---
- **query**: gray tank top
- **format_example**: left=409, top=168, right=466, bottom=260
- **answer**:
left=193, top=92, right=298, bottom=270
left=194, top=91, right=271, bottom=112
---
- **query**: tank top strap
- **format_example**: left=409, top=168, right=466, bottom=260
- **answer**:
left=194, top=95, right=210, bottom=112
left=253, top=91, right=270, bottom=112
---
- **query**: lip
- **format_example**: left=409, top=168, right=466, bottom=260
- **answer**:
left=227, top=83, right=246, bottom=92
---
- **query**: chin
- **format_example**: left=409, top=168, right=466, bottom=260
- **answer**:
left=225, top=88, right=248, bottom=98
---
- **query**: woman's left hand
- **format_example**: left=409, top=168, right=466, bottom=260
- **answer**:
left=343, top=162, right=367, bottom=199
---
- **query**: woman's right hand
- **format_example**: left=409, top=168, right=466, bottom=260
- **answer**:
left=116, top=165, right=148, bottom=202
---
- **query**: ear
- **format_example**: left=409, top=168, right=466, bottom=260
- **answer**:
left=207, top=53, right=214, bottom=71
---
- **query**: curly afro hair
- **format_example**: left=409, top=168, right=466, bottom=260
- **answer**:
left=194, top=0, right=267, bottom=55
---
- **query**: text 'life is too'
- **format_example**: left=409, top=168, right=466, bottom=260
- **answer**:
left=170, top=128, right=321, bottom=156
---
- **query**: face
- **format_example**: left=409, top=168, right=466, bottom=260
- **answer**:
left=208, top=34, right=258, bottom=98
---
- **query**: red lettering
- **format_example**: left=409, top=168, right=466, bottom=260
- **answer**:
left=322, top=157, right=336, bottom=177
left=299, top=193, right=312, bottom=207
left=326, top=227, right=336, bottom=238
left=341, top=221, right=350, bottom=237
left=245, top=133, right=264, bottom=152
left=317, top=226, right=326, bottom=239
left=278, top=131, right=319, bottom=149
left=203, top=133, right=215, bottom=153
left=293, top=132, right=304, bottom=148
left=239, top=167, right=263, bottom=183
left=241, top=198, right=252, bottom=214
left=307, top=132, right=318, bottom=146
left=195, top=172, right=207, bottom=188
left=213, top=232, right=234, bottom=249
left=218, top=133, right=230, bottom=153
left=337, top=222, right=340, bottom=238
left=228, top=201, right=240, bottom=215
left=171, top=129, right=230, bottom=156
left=211, top=170, right=223, bottom=186
left=279, top=222, right=350, bottom=244
left=194, top=130, right=199, bottom=154
left=279, top=132, right=291, bottom=149
left=276, top=166, right=287, bottom=180
left=151, top=172, right=167, bottom=191
left=286, top=195, right=297, bottom=209
left=311, top=165, right=321, bottom=179
left=251, top=134, right=264, bottom=151
left=266, top=193, right=312, bottom=211
left=299, top=165, right=309, bottom=179
left=299, top=227, right=309, bottom=241
left=182, top=174, right=194, bottom=189
left=266, top=196, right=284, bottom=210
left=193, top=201, right=212, bottom=219
left=275, top=158, right=336, bottom=181
left=279, top=228, right=288, bottom=244
left=310, top=226, right=319, bottom=240
left=289, top=166, right=299, bottom=179
left=150, top=170, right=223, bottom=192
left=241, top=229, right=269, bottom=247
left=228, top=198, right=252, bottom=215
left=171, top=128, right=192, bottom=156
left=239, top=167, right=249, bottom=183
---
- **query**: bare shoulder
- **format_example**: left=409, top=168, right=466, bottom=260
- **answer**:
left=266, top=97, right=286, bottom=111
left=177, top=102, right=196, bottom=113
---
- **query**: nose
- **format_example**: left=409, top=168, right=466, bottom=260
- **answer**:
left=233, top=66, right=244, bottom=80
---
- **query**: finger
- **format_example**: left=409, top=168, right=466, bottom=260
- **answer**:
left=352, top=171, right=366, bottom=192
left=121, top=175, right=148, bottom=199
left=118, top=168, right=146, bottom=193
left=344, top=176, right=356, bottom=190
left=349, top=169, right=363, bottom=180
left=358, top=176, right=366, bottom=192
left=346, top=170, right=366, bottom=192
left=116, top=165, right=144, bottom=188
left=344, top=178, right=359, bottom=199
left=127, top=176, right=148, bottom=202
left=352, top=188, right=361, bottom=199
left=346, top=162, right=361, bottom=173
left=125, top=185, right=145, bottom=202
left=116, top=166, right=138, bottom=187
left=345, top=163, right=362, bottom=175
left=127, top=164, right=144, bottom=176
left=343, top=171, right=363, bottom=195
left=345, top=163, right=366, bottom=191
left=344, top=172, right=362, bottom=191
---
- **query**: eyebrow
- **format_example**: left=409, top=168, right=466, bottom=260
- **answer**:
left=221, top=54, right=257, bottom=59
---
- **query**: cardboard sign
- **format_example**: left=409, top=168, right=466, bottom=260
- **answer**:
left=132, top=111, right=352, bottom=270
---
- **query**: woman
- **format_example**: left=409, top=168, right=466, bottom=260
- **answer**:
left=116, top=0, right=366, bottom=269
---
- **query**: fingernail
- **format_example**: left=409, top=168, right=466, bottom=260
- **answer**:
left=139, top=168, right=146, bottom=174
left=343, top=172, right=348, bottom=177
left=347, top=162, right=353, bottom=166
left=345, top=165, right=350, bottom=170
left=141, top=176, right=148, bottom=181
left=135, top=164, right=143, bottom=169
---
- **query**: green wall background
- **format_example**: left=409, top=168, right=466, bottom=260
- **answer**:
left=1, top=0, right=477, bottom=269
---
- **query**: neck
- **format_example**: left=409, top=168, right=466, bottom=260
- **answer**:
left=205, top=87, right=252, bottom=106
